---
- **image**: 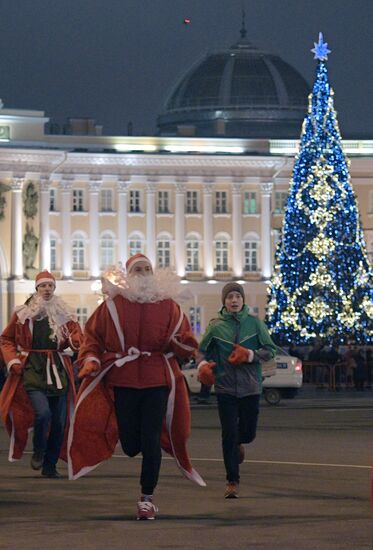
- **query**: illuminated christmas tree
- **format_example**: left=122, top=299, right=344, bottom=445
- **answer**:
left=266, top=33, right=373, bottom=344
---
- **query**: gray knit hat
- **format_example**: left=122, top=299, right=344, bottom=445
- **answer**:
left=221, top=282, right=245, bottom=304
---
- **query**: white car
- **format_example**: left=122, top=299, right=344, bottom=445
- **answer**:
left=182, top=347, right=303, bottom=405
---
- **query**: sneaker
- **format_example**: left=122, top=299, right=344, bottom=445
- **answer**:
left=224, top=482, right=239, bottom=499
left=30, top=451, right=44, bottom=471
left=41, top=466, right=62, bottom=479
left=136, top=500, right=158, bottom=520
left=238, top=444, right=245, bottom=464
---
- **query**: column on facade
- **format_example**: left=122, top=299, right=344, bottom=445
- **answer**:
left=175, top=181, right=186, bottom=277
left=203, top=181, right=214, bottom=278
left=60, top=177, right=73, bottom=278
left=260, top=181, right=273, bottom=279
left=88, top=176, right=101, bottom=278
left=117, top=177, right=129, bottom=266
left=146, top=181, right=157, bottom=267
left=39, top=175, right=50, bottom=271
left=232, top=181, right=243, bottom=277
left=10, top=176, right=24, bottom=278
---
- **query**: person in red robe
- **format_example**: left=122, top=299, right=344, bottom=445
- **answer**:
left=68, top=254, right=205, bottom=520
left=0, top=270, right=82, bottom=477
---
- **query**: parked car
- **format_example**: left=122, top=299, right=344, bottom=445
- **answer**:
left=182, top=347, right=303, bottom=405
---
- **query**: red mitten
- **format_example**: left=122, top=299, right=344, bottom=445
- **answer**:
left=78, top=360, right=100, bottom=380
left=9, top=360, right=23, bottom=376
left=228, top=344, right=254, bottom=365
left=197, top=360, right=217, bottom=386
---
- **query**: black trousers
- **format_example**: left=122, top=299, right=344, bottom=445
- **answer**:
left=113, top=386, right=169, bottom=495
left=216, top=393, right=260, bottom=483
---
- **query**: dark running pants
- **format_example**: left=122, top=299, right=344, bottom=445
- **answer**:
left=216, top=392, right=260, bottom=484
left=113, top=386, right=169, bottom=495
left=27, top=390, right=67, bottom=468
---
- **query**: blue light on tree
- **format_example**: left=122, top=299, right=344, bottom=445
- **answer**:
left=266, top=34, right=373, bottom=344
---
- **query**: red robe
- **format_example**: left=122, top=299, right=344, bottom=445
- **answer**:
left=0, top=311, right=82, bottom=461
left=68, top=295, right=205, bottom=486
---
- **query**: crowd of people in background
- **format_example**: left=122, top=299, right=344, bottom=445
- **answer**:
left=289, top=342, right=373, bottom=391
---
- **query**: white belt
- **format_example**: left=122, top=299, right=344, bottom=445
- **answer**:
left=114, top=347, right=173, bottom=367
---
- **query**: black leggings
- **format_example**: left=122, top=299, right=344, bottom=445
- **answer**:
left=113, top=386, right=169, bottom=494
left=217, top=393, right=260, bottom=483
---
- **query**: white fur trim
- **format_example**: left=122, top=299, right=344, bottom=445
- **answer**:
left=68, top=333, right=78, bottom=351
left=35, top=277, right=56, bottom=287
left=7, top=359, right=21, bottom=372
left=170, top=336, right=195, bottom=352
left=84, top=356, right=100, bottom=364
left=164, top=354, right=206, bottom=487
left=126, top=256, right=152, bottom=273
left=106, top=298, right=125, bottom=352
left=168, top=307, right=184, bottom=342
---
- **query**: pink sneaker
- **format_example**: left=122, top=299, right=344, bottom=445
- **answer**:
left=136, top=500, right=158, bottom=520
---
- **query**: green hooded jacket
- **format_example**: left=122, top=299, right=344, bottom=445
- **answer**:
left=199, top=305, right=276, bottom=397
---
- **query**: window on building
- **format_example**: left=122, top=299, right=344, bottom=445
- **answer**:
left=72, top=189, right=84, bottom=212
left=158, top=191, right=170, bottom=213
left=76, top=307, right=88, bottom=327
left=274, top=191, right=288, bottom=214
left=49, top=189, right=57, bottom=212
left=215, top=191, right=228, bottom=213
left=189, top=306, right=202, bottom=336
left=129, top=190, right=141, bottom=213
left=100, top=189, right=113, bottom=212
left=50, top=238, right=57, bottom=270
left=100, top=233, right=115, bottom=269
left=72, top=236, right=85, bottom=270
left=186, top=240, right=199, bottom=271
left=186, top=191, right=198, bottom=213
left=244, top=241, right=258, bottom=271
left=157, top=240, right=171, bottom=267
left=129, top=239, right=144, bottom=256
left=243, top=191, right=257, bottom=214
left=215, top=240, right=229, bottom=271
left=73, top=189, right=84, bottom=212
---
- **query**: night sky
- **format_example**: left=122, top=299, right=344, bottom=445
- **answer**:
left=0, top=0, right=371, bottom=138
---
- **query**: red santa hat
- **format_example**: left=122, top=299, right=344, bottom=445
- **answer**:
left=125, top=253, right=153, bottom=274
left=35, top=270, right=56, bottom=288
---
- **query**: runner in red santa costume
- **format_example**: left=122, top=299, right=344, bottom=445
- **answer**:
left=68, top=253, right=205, bottom=520
left=0, top=270, right=82, bottom=478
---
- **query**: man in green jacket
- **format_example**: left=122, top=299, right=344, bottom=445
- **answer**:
left=198, top=282, right=276, bottom=499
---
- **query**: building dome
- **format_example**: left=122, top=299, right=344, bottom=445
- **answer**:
left=157, top=29, right=310, bottom=138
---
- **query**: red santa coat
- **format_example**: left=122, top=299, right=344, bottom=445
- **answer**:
left=0, top=312, right=82, bottom=461
left=68, top=294, right=206, bottom=486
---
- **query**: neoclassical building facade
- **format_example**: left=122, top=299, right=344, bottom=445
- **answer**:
left=0, top=108, right=372, bottom=336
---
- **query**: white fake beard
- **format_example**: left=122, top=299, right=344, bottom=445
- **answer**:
left=101, top=266, right=193, bottom=303
left=17, top=294, right=77, bottom=343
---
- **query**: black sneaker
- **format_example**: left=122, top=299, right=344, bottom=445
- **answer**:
left=41, top=466, right=62, bottom=479
left=30, top=451, right=44, bottom=471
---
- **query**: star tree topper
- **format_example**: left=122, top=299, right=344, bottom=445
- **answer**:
left=311, top=32, right=331, bottom=61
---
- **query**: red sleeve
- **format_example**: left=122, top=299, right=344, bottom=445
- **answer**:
left=0, top=313, right=20, bottom=367
left=65, top=320, right=84, bottom=352
left=168, top=305, right=198, bottom=359
left=77, top=303, right=109, bottom=368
